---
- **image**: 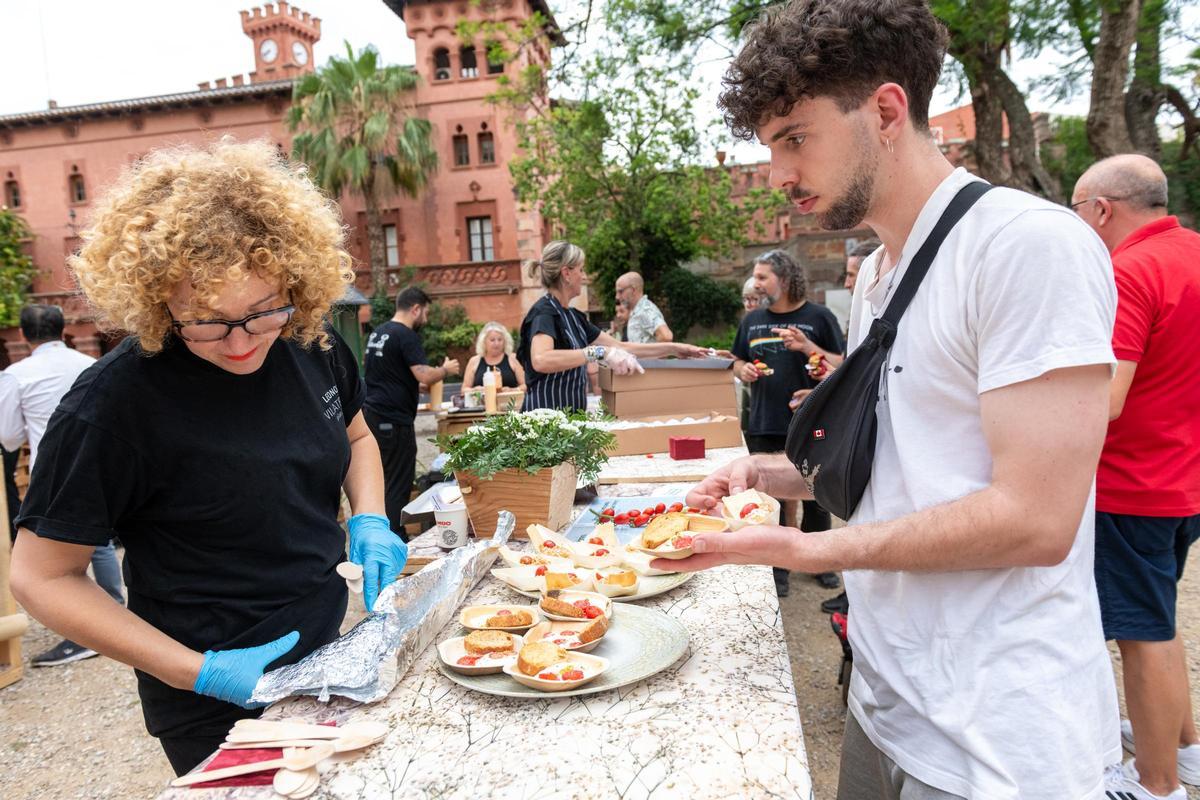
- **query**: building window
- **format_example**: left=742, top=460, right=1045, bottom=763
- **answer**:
left=460, top=46, right=478, bottom=79
left=453, top=134, right=470, bottom=167
left=485, top=42, right=505, bottom=74
left=69, top=170, right=86, bottom=203
left=433, top=48, right=451, bottom=81
left=384, top=224, right=399, bottom=268
left=4, top=179, right=20, bottom=209
left=467, top=216, right=494, bottom=262
left=478, top=132, right=495, bottom=164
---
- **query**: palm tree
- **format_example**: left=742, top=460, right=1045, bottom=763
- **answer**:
left=289, top=42, right=438, bottom=294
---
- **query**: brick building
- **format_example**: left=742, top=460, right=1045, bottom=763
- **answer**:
left=0, top=0, right=563, bottom=364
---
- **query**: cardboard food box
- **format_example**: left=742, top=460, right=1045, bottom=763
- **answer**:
left=604, top=414, right=744, bottom=456
left=600, top=385, right=738, bottom=419
left=598, top=358, right=734, bottom=393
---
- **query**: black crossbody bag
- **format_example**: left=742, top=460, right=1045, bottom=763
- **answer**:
left=783, top=181, right=993, bottom=519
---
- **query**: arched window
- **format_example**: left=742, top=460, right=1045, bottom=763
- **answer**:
left=68, top=166, right=86, bottom=203
left=460, top=46, right=478, bottom=79
left=433, top=48, right=451, bottom=81
left=453, top=125, right=470, bottom=167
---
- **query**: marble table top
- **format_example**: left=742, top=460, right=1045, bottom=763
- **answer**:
left=158, top=569, right=810, bottom=799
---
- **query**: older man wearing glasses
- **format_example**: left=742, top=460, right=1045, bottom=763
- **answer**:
left=1073, top=154, right=1200, bottom=800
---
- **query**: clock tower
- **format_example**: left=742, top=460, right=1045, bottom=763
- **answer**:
left=241, top=2, right=321, bottom=82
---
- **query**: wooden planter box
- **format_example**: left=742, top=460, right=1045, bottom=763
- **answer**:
left=455, top=462, right=577, bottom=538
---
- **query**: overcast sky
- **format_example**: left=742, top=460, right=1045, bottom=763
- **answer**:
left=2, top=1, right=1192, bottom=164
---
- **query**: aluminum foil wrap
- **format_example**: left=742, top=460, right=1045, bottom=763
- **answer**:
left=251, top=511, right=514, bottom=705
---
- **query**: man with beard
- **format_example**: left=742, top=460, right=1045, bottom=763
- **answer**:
left=661, top=1, right=1121, bottom=797
left=732, top=250, right=843, bottom=597
left=363, top=286, right=459, bottom=538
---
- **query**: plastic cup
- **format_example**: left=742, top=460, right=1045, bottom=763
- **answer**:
left=434, top=504, right=470, bottom=549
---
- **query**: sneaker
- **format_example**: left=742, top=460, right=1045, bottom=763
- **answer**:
left=1120, top=719, right=1200, bottom=786
left=1105, top=759, right=1186, bottom=799
left=821, top=591, right=849, bottom=615
left=31, top=638, right=98, bottom=667
left=814, top=572, right=841, bottom=590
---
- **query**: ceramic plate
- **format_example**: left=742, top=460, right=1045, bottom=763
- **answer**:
left=438, top=602, right=688, bottom=699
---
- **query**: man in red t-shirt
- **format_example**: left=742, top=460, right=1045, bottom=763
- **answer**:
left=1074, top=154, right=1200, bottom=800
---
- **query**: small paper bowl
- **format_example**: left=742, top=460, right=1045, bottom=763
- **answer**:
left=579, top=522, right=619, bottom=549
left=491, top=566, right=546, bottom=593
left=591, top=568, right=641, bottom=598
left=631, top=515, right=729, bottom=560
left=620, top=547, right=677, bottom=577
left=526, top=524, right=577, bottom=560
left=572, top=546, right=624, bottom=570
left=438, top=634, right=522, bottom=675
left=523, top=619, right=608, bottom=653
left=541, top=570, right=595, bottom=594
left=458, top=604, right=541, bottom=631
left=538, top=590, right=613, bottom=622
left=497, top=545, right=573, bottom=570
left=503, top=652, right=610, bottom=692
left=720, top=493, right=781, bottom=531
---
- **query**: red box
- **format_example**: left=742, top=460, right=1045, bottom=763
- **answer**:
left=669, top=436, right=706, bottom=460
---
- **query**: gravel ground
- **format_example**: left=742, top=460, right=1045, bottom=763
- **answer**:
left=4, top=413, right=1200, bottom=797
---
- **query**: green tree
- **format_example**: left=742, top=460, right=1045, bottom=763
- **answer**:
left=288, top=43, right=438, bottom=295
left=0, top=208, right=37, bottom=328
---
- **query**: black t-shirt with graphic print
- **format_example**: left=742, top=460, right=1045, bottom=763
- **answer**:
left=16, top=329, right=363, bottom=740
left=362, top=320, right=428, bottom=424
left=732, top=301, right=845, bottom=436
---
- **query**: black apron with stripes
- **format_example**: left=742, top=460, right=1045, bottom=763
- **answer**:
left=521, top=294, right=591, bottom=412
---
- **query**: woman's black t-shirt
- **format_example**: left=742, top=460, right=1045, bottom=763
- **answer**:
left=517, top=294, right=600, bottom=412
left=16, top=329, right=364, bottom=740
left=471, top=354, right=520, bottom=389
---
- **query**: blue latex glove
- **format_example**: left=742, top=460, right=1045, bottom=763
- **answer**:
left=348, top=513, right=408, bottom=611
left=193, top=630, right=300, bottom=708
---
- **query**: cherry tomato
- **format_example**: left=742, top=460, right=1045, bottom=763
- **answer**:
left=672, top=535, right=693, bottom=549
left=685, top=506, right=698, bottom=514
left=643, top=507, right=655, bottom=517
left=646, top=453, right=655, bottom=459
left=519, top=555, right=535, bottom=565
left=568, top=573, right=579, bottom=581
left=535, top=566, right=547, bottom=576
left=654, top=503, right=666, bottom=514
left=540, top=542, right=557, bottom=552
left=538, top=672, right=559, bottom=681
left=739, top=502, right=760, bottom=519
left=614, top=513, right=629, bottom=525
left=588, top=536, right=604, bottom=545
left=495, top=609, right=512, bottom=616
left=601, top=508, right=616, bottom=517
left=669, top=502, right=684, bottom=513
left=457, top=656, right=480, bottom=666
left=637, top=514, right=650, bottom=526
left=561, top=668, right=585, bottom=681
left=553, top=638, right=567, bottom=645
left=582, top=605, right=604, bottom=619
left=594, top=548, right=609, bottom=556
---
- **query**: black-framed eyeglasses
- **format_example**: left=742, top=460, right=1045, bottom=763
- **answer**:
left=1069, top=195, right=1132, bottom=211
left=169, top=304, right=295, bottom=342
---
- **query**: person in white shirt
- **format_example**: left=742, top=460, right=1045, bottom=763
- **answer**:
left=0, top=305, right=123, bottom=667
left=664, top=1, right=1122, bottom=798
left=614, top=272, right=673, bottom=343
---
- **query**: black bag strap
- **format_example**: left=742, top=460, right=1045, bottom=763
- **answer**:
left=879, top=181, right=994, bottom=329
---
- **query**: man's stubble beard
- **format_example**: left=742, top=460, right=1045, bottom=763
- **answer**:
left=815, top=124, right=878, bottom=232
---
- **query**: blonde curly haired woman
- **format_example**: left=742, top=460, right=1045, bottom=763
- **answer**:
left=461, top=321, right=525, bottom=392
left=10, top=139, right=404, bottom=775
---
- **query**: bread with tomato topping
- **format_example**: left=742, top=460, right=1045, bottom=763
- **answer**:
left=540, top=593, right=586, bottom=618
left=517, top=641, right=568, bottom=676
left=464, top=630, right=516, bottom=655
left=578, top=614, right=609, bottom=645
left=485, top=609, right=533, bottom=628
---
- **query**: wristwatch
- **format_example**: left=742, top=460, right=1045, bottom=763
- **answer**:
left=585, top=345, right=607, bottom=363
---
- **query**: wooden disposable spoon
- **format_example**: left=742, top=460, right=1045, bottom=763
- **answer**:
left=221, top=730, right=386, bottom=752
left=168, top=741, right=334, bottom=787
left=227, top=719, right=387, bottom=743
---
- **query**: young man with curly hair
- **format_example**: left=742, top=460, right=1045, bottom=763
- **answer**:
left=10, top=139, right=405, bottom=775
left=669, top=1, right=1124, bottom=797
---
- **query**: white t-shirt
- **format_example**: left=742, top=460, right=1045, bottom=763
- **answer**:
left=845, top=168, right=1121, bottom=799
left=1, top=340, right=96, bottom=469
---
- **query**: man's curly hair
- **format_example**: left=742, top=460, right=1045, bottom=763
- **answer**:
left=719, top=0, right=949, bottom=141
left=68, top=138, right=354, bottom=353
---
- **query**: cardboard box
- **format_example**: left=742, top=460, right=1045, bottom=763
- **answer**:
left=605, top=414, right=744, bottom=456
left=599, top=359, right=734, bottom=393
left=601, top=385, right=737, bottom=419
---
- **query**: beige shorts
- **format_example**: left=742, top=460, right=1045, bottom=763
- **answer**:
left=837, top=709, right=966, bottom=800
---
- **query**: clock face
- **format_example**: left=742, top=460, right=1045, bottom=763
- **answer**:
left=260, top=38, right=278, bottom=63
left=292, top=41, right=309, bottom=65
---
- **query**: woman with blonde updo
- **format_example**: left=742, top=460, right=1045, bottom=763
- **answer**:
left=10, top=139, right=405, bottom=775
left=462, top=321, right=525, bottom=391
left=517, top=241, right=705, bottom=411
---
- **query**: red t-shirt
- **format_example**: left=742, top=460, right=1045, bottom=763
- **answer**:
left=1097, top=216, right=1200, bottom=516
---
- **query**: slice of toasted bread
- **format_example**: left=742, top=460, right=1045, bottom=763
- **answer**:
left=540, top=594, right=586, bottom=618
left=464, top=630, right=515, bottom=655
left=599, top=569, right=638, bottom=588
left=517, top=641, right=568, bottom=676
left=485, top=609, right=533, bottom=628
left=578, top=614, right=609, bottom=645
left=642, top=512, right=689, bottom=549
